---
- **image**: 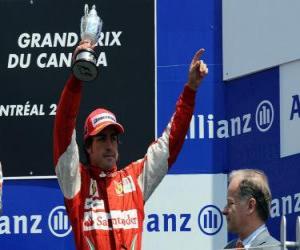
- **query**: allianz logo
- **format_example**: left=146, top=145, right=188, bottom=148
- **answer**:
left=186, top=100, right=274, bottom=139
left=145, top=205, right=223, bottom=236
left=290, top=94, right=300, bottom=121
left=270, top=192, right=300, bottom=218
left=0, top=205, right=71, bottom=237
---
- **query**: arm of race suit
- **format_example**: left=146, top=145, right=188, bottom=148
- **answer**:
left=53, top=75, right=83, bottom=199
left=136, top=85, right=196, bottom=201
left=137, top=48, right=208, bottom=202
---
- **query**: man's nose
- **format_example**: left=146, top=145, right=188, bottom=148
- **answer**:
left=105, top=138, right=114, bottom=148
left=222, top=206, right=228, bottom=215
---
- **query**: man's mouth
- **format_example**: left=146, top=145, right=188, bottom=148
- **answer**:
left=104, top=155, right=115, bottom=160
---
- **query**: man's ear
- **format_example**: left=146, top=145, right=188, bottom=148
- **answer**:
left=247, top=197, right=256, bottom=214
left=85, top=137, right=93, bottom=154
left=85, top=143, right=92, bottom=154
left=86, top=147, right=91, bottom=154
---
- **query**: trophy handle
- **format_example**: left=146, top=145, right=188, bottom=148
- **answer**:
left=84, top=4, right=89, bottom=17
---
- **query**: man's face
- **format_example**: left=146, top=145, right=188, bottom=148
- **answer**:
left=87, top=126, right=119, bottom=170
left=222, top=177, right=248, bottom=234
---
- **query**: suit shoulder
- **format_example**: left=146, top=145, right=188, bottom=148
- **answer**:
left=261, top=235, right=280, bottom=245
left=224, top=239, right=237, bottom=249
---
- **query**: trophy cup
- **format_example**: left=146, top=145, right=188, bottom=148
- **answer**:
left=72, top=4, right=103, bottom=82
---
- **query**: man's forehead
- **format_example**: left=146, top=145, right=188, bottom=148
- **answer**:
left=227, top=177, right=242, bottom=198
left=96, top=126, right=119, bottom=136
left=227, top=191, right=239, bottom=200
left=229, top=175, right=242, bottom=189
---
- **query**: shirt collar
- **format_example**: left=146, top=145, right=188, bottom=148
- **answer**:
left=242, top=224, right=267, bottom=248
left=89, top=164, right=117, bottom=178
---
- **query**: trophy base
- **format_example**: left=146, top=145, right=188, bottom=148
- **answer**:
left=72, top=48, right=98, bottom=82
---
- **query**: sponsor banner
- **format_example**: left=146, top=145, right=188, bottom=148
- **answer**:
left=264, top=157, right=300, bottom=241
left=157, top=0, right=225, bottom=174
left=221, top=2, right=300, bottom=241
left=225, top=68, right=280, bottom=169
left=1, top=177, right=299, bottom=248
left=0, top=179, right=75, bottom=250
left=268, top=187, right=300, bottom=241
left=0, top=175, right=227, bottom=250
left=143, top=174, right=228, bottom=250
left=0, top=0, right=155, bottom=178
left=163, top=67, right=279, bottom=174
left=157, top=66, right=226, bottom=175
left=271, top=192, right=300, bottom=220
left=280, top=60, right=300, bottom=157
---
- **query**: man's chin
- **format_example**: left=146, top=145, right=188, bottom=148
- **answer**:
left=102, top=160, right=116, bottom=170
left=227, top=225, right=237, bottom=234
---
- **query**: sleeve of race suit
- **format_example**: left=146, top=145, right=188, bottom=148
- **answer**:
left=53, top=74, right=82, bottom=199
left=138, top=84, right=196, bottom=201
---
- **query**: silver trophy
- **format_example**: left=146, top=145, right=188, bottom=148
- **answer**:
left=72, top=4, right=103, bottom=82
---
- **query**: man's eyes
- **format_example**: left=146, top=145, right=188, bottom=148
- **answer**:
left=227, top=201, right=235, bottom=207
left=95, top=135, right=118, bottom=141
left=96, top=136, right=106, bottom=141
left=111, top=135, right=118, bottom=141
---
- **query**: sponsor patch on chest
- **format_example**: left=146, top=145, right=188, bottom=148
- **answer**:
left=83, top=209, right=139, bottom=231
left=84, top=197, right=104, bottom=210
left=114, top=175, right=136, bottom=195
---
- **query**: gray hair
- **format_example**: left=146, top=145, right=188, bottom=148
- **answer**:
left=229, top=169, right=272, bottom=222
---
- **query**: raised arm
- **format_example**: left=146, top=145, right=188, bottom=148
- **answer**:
left=53, top=42, right=95, bottom=199
left=137, top=49, right=208, bottom=201
left=53, top=41, right=93, bottom=164
left=53, top=75, right=82, bottom=166
left=169, top=48, right=208, bottom=165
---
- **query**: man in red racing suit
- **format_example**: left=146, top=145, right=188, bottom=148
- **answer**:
left=53, top=42, right=208, bottom=250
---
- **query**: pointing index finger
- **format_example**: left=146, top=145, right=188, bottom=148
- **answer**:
left=192, top=48, right=205, bottom=64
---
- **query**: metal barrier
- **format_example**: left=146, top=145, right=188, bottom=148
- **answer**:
left=281, top=216, right=300, bottom=250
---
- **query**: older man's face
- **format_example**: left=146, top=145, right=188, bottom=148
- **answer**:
left=222, top=177, right=249, bottom=234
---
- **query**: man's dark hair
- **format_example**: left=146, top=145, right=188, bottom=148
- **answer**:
left=83, top=136, right=93, bottom=165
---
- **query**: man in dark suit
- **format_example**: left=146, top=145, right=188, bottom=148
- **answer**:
left=223, top=169, right=281, bottom=250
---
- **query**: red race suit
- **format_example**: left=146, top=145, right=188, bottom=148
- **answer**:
left=53, top=75, right=196, bottom=250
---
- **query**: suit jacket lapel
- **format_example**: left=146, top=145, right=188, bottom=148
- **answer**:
left=250, top=229, right=270, bottom=247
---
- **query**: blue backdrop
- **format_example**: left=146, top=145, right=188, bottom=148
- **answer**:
left=1, top=0, right=299, bottom=248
